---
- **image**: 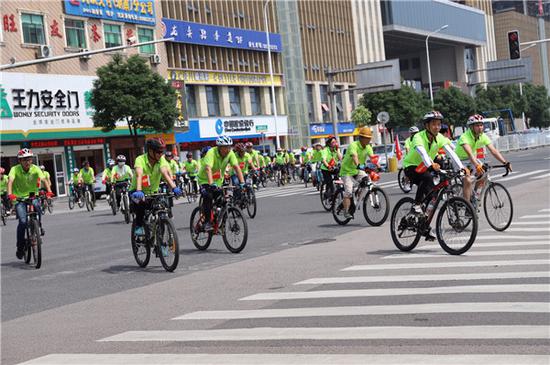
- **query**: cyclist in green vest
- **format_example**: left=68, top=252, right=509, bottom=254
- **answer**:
left=111, top=155, right=133, bottom=207
left=0, top=167, right=10, bottom=215
left=102, top=159, right=115, bottom=202
left=184, top=152, right=200, bottom=194
left=78, top=161, right=96, bottom=206
left=404, top=126, right=419, bottom=157
left=320, top=136, right=342, bottom=198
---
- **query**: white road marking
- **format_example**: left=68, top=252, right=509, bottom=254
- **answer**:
left=17, top=354, right=550, bottom=365
left=520, top=214, right=550, bottom=219
left=239, top=284, right=549, bottom=301
left=383, top=249, right=549, bottom=260
left=496, top=169, right=548, bottom=182
left=342, top=259, right=550, bottom=271
left=512, top=221, right=550, bottom=225
left=482, top=227, right=550, bottom=232
left=294, top=271, right=550, bottom=285
left=174, top=302, right=550, bottom=320
left=530, top=172, right=550, bottom=179
left=475, top=235, right=550, bottom=240
left=539, top=208, right=550, bottom=212
left=100, top=325, right=550, bottom=342
left=419, top=240, right=549, bottom=249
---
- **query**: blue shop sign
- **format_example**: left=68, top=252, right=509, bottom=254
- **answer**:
left=309, top=123, right=356, bottom=136
left=162, top=18, right=282, bottom=53
left=63, top=0, right=156, bottom=26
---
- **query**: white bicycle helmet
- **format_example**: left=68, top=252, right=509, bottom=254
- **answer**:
left=17, top=148, right=34, bottom=159
left=467, top=114, right=484, bottom=126
left=73, top=168, right=79, bottom=173
left=216, top=135, right=233, bottom=146
left=409, top=126, right=419, bottom=133
left=39, top=165, right=45, bottom=170
left=422, top=111, right=444, bottom=123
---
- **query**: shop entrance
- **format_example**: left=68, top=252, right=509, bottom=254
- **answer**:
left=74, top=149, right=104, bottom=175
left=36, top=153, right=67, bottom=196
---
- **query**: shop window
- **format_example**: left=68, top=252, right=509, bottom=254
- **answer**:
left=21, top=13, right=46, bottom=45
left=399, top=59, right=409, bottom=71
left=104, top=23, right=122, bottom=48
left=65, top=18, right=86, bottom=49
left=185, top=85, right=197, bottom=118
left=206, top=86, right=220, bottom=117
left=307, top=84, right=315, bottom=123
left=138, top=27, right=155, bottom=54
left=250, top=87, right=261, bottom=115
left=228, top=86, right=241, bottom=116
left=320, top=85, right=330, bottom=122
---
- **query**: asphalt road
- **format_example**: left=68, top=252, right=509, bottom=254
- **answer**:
left=2, top=146, right=549, bottom=364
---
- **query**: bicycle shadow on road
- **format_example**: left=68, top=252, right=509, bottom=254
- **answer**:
left=317, top=223, right=364, bottom=228
left=101, top=265, right=171, bottom=274
left=297, top=210, right=329, bottom=215
left=0, top=261, right=38, bottom=270
left=95, top=220, right=127, bottom=226
left=367, top=249, right=436, bottom=256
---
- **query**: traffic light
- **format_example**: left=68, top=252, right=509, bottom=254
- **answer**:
left=508, top=30, right=521, bottom=60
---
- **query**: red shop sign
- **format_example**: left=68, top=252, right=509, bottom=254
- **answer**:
left=63, top=138, right=105, bottom=146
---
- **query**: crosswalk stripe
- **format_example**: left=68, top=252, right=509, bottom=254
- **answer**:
left=483, top=227, right=550, bottom=232
left=256, top=188, right=308, bottom=198
left=100, top=325, right=550, bottom=342
left=18, top=354, right=550, bottom=365
left=174, top=302, right=549, bottom=320
left=342, top=259, right=550, bottom=271
left=476, top=234, right=550, bottom=240
left=239, top=284, right=549, bottom=301
left=530, top=172, right=550, bottom=179
left=383, top=249, right=549, bottom=260
left=512, top=221, right=550, bottom=225
left=520, top=214, right=550, bottom=219
left=540, top=208, right=550, bottom=212
left=496, top=169, right=548, bottom=182
left=419, top=240, right=549, bottom=249
left=294, top=271, right=550, bottom=285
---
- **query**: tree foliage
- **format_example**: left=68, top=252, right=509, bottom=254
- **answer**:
left=350, top=105, right=372, bottom=126
left=522, top=84, right=550, bottom=128
left=359, top=85, right=430, bottom=129
left=91, top=54, right=178, bottom=152
left=433, top=87, right=475, bottom=127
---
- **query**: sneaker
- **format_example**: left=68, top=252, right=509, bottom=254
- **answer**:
left=40, top=226, right=45, bottom=236
left=134, top=226, right=145, bottom=237
left=16, top=248, right=24, bottom=260
left=343, top=211, right=353, bottom=219
left=412, top=204, right=423, bottom=214
left=424, top=227, right=436, bottom=241
left=203, top=222, right=213, bottom=232
left=161, top=245, right=169, bottom=257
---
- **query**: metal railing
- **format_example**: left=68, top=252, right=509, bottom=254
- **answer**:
left=494, top=130, right=550, bottom=152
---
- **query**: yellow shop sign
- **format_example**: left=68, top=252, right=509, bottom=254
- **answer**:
left=169, top=70, right=283, bottom=87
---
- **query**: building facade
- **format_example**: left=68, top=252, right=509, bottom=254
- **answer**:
left=1, top=0, right=167, bottom=196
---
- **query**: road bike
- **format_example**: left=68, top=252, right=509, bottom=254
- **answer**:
left=184, top=173, right=199, bottom=203
left=397, top=167, right=413, bottom=193
left=68, top=183, right=85, bottom=210
left=331, top=168, right=389, bottom=226
left=83, top=184, right=94, bottom=211
left=17, top=195, right=43, bottom=269
left=390, top=169, right=478, bottom=255
left=190, top=186, right=248, bottom=253
left=111, top=181, right=131, bottom=224
left=130, top=193, right=179, bottom=272
left=452, top=164, right=513, bottom=231
left=302, top=163, right=312, bottom=188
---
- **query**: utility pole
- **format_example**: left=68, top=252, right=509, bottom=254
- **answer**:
left=326, top=70, right=339, bottom=141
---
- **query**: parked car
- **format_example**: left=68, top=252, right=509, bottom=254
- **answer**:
left=93, top=173, right=106, bottom=199
left=372, top=143, right=404, bottom=169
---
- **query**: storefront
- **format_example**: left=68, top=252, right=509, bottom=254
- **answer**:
left=309, top=122, right=359, bottom=146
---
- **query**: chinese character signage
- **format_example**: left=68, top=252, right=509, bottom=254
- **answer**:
left=162, top=18, right=282, bottom=53
left=0, top=73, right=100, bottom=133
left=64, top=0, right=155, bottom=26
left=309, top=123, right=357, bottom=136
left=197, top=116, right=288, bottom=139
left=170, top=70, right=283, bottom=87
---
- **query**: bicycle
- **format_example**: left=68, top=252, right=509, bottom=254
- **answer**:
left=452, top=164, right=513, bottom=231
left=112, top=181, right=131, bottom=224
left=16, top=195, right=43, bottom=269
left=320, top=167, right=339, bottom=212
left=331, top=168, right=390, bottom=226
left=190, top=186, right=248, bottom=253
left=68, top=183, right=85, bottom=210
left=390, top=169, right=478, bottom=255
left=234, top=183, right=257, bottom=219
left=82, top=184, right=94, bottom=211
left=302, top=163, right=312, bottom=188
left=1, top=200, right=8, bottom=226
left=258, top=168, right=268, bottom=188
left=39, top=189, right=53, bottom=214
left=397, top=168, right=413, bottom=193
left=158, top=182, right=174, bottom=218
left=184, top=174, right=199, bottom=203
left=130, top=193, right=179, bottom=272
left=275, top=165, right=287, bottom=187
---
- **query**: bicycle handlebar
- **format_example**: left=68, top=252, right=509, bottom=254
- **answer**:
left=486, top=164, right=511, bottom=177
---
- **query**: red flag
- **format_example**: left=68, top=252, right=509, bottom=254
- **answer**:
left=395, top=135, right=403, bottom=161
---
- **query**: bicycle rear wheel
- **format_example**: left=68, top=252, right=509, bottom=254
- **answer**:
left=331, top=189, right=352, bottom=225
left=85, top=191, right=93, bottom=211
left=190, top=207, right=213, bottom=250
left=131, top=220, right=150, bottom=267
left=68, top=195, right=75, bottom=210
left=157, top=218, right=179, bottom=272
left=110, top=190, right=117, bottom=215
left=436, top=196, right=478, bottom=255
left=398, top=169, right=412, bottom=193
left=122, top=194, right=131, bottom=224
left=390, top=197, right=421, bottom=251
left=222, top=207, right=248, bottom=253
left=320, top=183, right=333, bottom=211
left=246, top=189, right=257, bottom=219
left=363, top=187, right=389, bottom=226
left=77, top=194, right=85, bottom=208
left=30, top=219, right=42, bottom=269
left=483, top=182, right=513, bottom=232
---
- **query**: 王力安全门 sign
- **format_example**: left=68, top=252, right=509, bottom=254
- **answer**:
left=64, top=0, right=156, bottom=26
left=170, top=70, right=283, bottom=87
left=162, top=18, right=282, bottom=53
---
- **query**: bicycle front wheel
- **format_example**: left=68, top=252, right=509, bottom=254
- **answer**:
left=320, top=183, right=333, bottom=212
left=85, top=191, right=93, bottom=211
left=398, top=169, right=411, bottom=193
left=110, top=191, right=117, bottom=215
left=1, top=206, right=5, bottom=226
left=190, top=207, right=213, bottom=250
left=331, top=189, right=351, bottom=225
left=246, top=189, right=257, bottom=219
left=390, top=197, right=421, bottom=251
left=363, top=187, right=389, bottom=226
left=123, top=195, right=131, bottom=224
left=436, top=196, right=478, bottom=255
left=131, top=221, right=150, bottom=268
left=68, top=195, right=75, bottom=210
left=30, top=219, right=42, bottom=269
left=157, top=218, right=179, bottom=272
left=483, top=182, right=513, bottom=232
left=222, top=207, right=248, bottom=253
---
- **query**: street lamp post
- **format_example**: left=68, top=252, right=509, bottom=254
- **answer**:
left=425, top=24, right=448, bottom=107
left=263, top=0, right=281, bottom=150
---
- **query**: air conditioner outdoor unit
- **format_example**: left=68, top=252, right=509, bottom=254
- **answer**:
left=36, top=45, right=52, bottom=59
left=79, top=48, right=91, bottom=59
left=150, top=54, right=161, bottom=64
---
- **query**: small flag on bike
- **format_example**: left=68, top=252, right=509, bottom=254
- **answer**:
left=395, top=135, right=403, bottom=160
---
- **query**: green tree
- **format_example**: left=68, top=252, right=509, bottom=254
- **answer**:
left=359, top=85, right=430, bottom=130
left=522, top=84, right=550, bottom=128
left=350, top=105, right=372, bottom=127
left=433, top=86, right=475, bottom=127
left=474, top=84, right=527, bottom=119
left=91, top=54, right=178, bottom=153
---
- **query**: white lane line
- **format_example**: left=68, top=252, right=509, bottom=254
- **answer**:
left=304, top=191, right=320, bottom=195
left=17, top=354, right=550, bottom=365
left=100, top=326, right=550, bottom=342
left=539, top=208, right=550, bottom=212
left=383, top=249, right=550, bottom=260
left=496, top=169, right=548, bottom=182
left=531, top=173, right=550, bottom=179
left=239, top=284, right=549, bottom=301
left=343, top=259, right=550, bottom=271
left=476, top=235, right=550, bottom=240
left=295, top=272, right=550, bottom=285
left=512, top=222, right=550, bottom=225
left=520, top=214, right=550, bottom=219
left=420, top=241, right=550, bottom=249
left=174, top=302, right=550, bottom=320
left=483, top=227, right=550, bottom=232
left=256, top=188, right=307, bottom=198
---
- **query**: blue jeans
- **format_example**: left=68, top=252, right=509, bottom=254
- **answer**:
left=15, top=199, right=41, bottom=250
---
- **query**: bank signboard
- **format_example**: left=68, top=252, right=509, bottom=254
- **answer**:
left=198, top=116, right=288, bottom=139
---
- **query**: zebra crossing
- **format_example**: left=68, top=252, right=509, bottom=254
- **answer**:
left=19, top=208, right=550, bottom=364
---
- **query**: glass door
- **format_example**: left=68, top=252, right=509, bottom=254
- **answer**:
left=53, top=153, right=66, bottom=196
